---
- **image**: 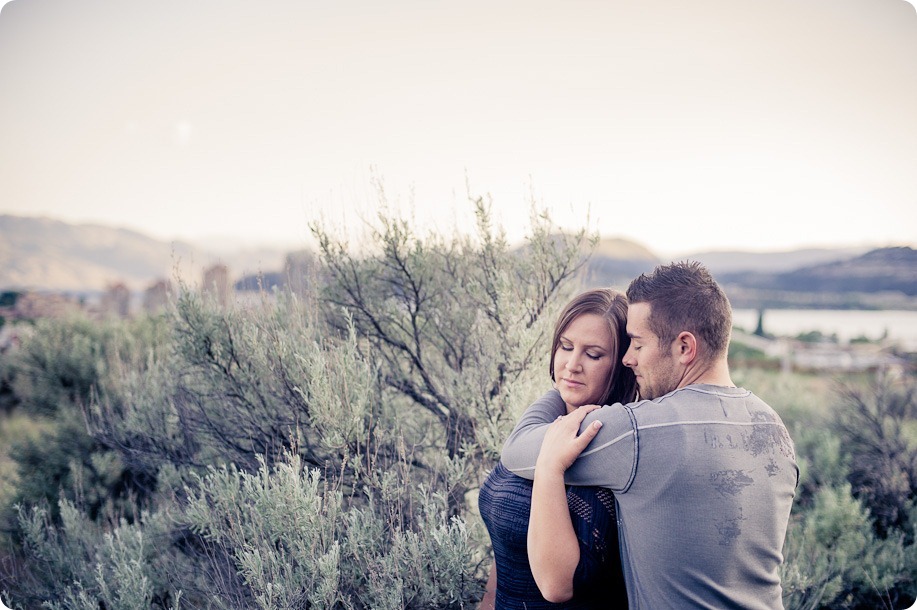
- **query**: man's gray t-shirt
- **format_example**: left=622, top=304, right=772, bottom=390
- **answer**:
left=501, top=385, right=798, bottom=609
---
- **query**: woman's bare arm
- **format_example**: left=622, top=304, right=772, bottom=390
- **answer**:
left=528, top=465, right=578, bottom=601
left=527, top=405, right=603, bottom=602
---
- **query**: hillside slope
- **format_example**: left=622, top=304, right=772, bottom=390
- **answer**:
left=583, top=237, right=660, bottom=288
left=0, top=215, right=286, bottom=291
left=720, top=247, right=917, bottom=296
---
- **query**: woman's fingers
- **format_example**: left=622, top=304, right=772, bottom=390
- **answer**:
left=539, top=405, right=604, bottom=472
left=568, top=403, right=600, bottom=423
left=571, top=417, right=603, bottom=452
left=554, top=404, right=600, bottom=434
left=557, top=405, right=602, bottom=453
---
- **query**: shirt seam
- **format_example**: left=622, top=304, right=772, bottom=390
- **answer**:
left=638, top=420, right=787, bottom=431
left=629, top=386, right=752, bottom=411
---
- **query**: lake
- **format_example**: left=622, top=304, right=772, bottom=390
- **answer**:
left=732, top=309, right=917, bottom=351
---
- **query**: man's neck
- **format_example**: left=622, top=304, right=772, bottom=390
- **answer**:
left=678, top=357, right=734, bottom=389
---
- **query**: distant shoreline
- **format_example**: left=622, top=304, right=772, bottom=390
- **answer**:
left=732, top=308, right=917, bottom=349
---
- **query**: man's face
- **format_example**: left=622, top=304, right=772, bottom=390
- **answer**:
left=622, top=302, right=682, bottom=400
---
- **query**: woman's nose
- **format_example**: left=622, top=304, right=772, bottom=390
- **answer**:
left=566, top=353, right=583, bottom=372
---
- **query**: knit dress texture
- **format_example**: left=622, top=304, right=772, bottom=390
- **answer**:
left=478, top=462, right=629, bottom=609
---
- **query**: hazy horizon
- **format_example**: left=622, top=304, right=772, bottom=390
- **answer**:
left=1, top=0, right=915, bottom=257
left=1, top=209, right=903, bottom=260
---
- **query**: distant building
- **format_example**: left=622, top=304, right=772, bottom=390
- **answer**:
left=14, top=291, right=82, bottom=319
left=203, top=264, right=230, bottom=308
left=102, top=282, right=131, bottom=318
left=144, top=279, right=172, bottom=314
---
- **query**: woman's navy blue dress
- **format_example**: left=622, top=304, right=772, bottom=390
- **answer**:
left=478, top=462, right=629, bottom=609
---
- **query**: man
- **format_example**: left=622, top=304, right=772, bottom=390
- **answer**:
left=502, top=261, right=798, bottom=609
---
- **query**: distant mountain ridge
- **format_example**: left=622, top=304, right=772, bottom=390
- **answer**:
left=2, top=214, right=912, bottom=310
left=680, top=247, right=873, bottom=274
left=564, top=242, right=916, bottom=309
left=0, top=215, right=287, bottom=291
left=720, top=247, right=917, bottom=296
left=583, top=237, right=660, bottom=288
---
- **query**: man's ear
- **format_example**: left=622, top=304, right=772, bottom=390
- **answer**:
left=674, top=331, right=698, bottom=365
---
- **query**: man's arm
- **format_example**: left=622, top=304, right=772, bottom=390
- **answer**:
left=501, top=391, right=637, bottom=491
left=499, top=390, right=567, bottom=479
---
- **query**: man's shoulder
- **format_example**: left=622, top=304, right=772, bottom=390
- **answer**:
left=631, top=384, right=754, bottom=406
left=661, top=383, right=764, bottom=401
left=629, top=384, right=779, bottom=422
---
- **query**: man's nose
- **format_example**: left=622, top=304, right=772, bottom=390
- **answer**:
left=622, top=348, right=635, bottom=368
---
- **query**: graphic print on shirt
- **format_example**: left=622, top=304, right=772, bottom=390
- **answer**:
left=715, top=508, right=747, bottom=547
left=709, top=469, right=754, bottom=497
left=745, top=412, right=795, bottom=459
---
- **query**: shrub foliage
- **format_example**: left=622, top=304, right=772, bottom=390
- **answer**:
left=0, top=201, right=594, bottom=608
left=781, top=373, right=917, bottom=609
left=0, top=200, right=913, bottom=609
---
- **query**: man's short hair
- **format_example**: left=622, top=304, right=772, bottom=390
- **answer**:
left=626, top=261, right=732, bottom=359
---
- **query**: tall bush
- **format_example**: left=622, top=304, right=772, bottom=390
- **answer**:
left=1, top=315, right=168, bottom=523
left=4, top=200, right=592, bottom=608
left=831, top=373, right=917, bottom=536
left=312, top=198, right=593, bottom=509
left=781, top=372, right=917, bottom=609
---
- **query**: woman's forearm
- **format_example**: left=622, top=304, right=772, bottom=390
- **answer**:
left=526, top=407, right=603, bottom=603
left=528, top=465, right=579, bottom=603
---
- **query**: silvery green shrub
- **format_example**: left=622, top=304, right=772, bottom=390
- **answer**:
left=780, top=374, right=917, bottom=609
left=4, top=200, right=593, bottom=608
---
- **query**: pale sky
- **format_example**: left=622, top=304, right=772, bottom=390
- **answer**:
left=0, top=0, right=915, bottom=257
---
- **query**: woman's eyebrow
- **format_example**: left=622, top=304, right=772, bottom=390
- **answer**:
left=559, top=335, right=609, bottom=351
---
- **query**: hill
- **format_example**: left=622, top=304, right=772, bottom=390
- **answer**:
left=581, top=243, right=917, bottom=310
left=719, top=247, right=917, bottom=295
left=582, top=237, right=660, bottom=288
left=3, top=214, right=911, bottom=312
left=0, top=215, right=287, bottom=291
left=717, top=247, right=917, bottom=309
left=681, top=247, right=872, bottom=274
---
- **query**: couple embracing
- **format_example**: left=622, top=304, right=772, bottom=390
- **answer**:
left=478, top=261, right=798, bottom=609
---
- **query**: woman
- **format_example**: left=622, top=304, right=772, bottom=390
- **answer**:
left=478, top=289, right=636, bottom=609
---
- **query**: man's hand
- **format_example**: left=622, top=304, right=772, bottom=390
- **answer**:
left=535, top=404, right=603, bottom=475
